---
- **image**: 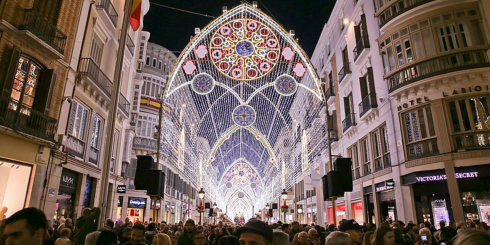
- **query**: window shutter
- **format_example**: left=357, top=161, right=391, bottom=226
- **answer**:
left=361, top=15, right=370, bottom=48
left=359, top=76, right=368, bottom=99
left=367, top=67, right=377, bottom=107
left=2, top=47, right=21, bottom=97
left=33, top=69, right=56, bottom=114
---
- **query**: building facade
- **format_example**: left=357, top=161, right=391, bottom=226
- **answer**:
left=309, top=0, right=490, bottom=226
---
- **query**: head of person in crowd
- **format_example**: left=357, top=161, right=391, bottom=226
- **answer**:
left=439, top=227, right=457, bottom=243
left=213, top=227, right=220, bottom=236
left=196, top=225, right=204, bottom=232
left=59, top=228, right=71, bottom=239
left=273, top=231, right=290, bottom=245
left=338, top=220, right=363, bottom=245
left=326, top=224, right=335, bottom=232
left=281, top=223, right=291, bottom=234
left=297, top=231, right=309, bottom=245
left=152, top=233, right=172, bottom=245
left=104, top=219, right=114, bottom=230
left=371, top=226, right=395, bottom=245
left=219, top=235, right=239, bottom=245
left=96, top=229, right=118, bottom=245
left=325, top=231, right=351, bottom=245
left=192, top=230, right=206, bottom=245
left=453, top=228, right=490, bottom=245
left=3, top=207, right=48, bottom=245
left=170, top=235, right=178, bottom=245
left=220, top=227, right=229, bottom=236
left=236, top=220, right=273, bottom=245
left=362, top=230, right=374, bottom=245
left=218, top=221, right=224, bottom=228
left=64, top=218, right=73, bottom=229
left=148, top=222, right=157, bottom=232
left=291, top=221, right=300, bottom=232
left=419, top=227, right=433, bottom=245
left=85, top=231, right=102, bottom=245
left=185, top=219, right=196, bottom=235
left=130, top=223, right=146, bottom=245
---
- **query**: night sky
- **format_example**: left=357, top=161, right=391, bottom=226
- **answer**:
left=143, top=0, right=336, bottom=57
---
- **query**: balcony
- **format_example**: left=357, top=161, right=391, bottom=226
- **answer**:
left=325, top=86, right=335, bottom=102
left=126, top=35, right=135, bottom=56
left=133, top=136, right=159, bottom=151
left=353, top=38, right=370, bottom=62
left=66, top=135, right=86, bottom=159
left=19, top=9, right=67, bottom=55
left=387, top=50, right=490, bottom=93
left=0, top=91, right=57, bottom=141
left=338, top=63, right=351, bottom=84
left=118, top=94, right=130, bottom=117
left=342, top=113, right=356, bottom=133
left=406, top=138, right=439, bottom=161
left=453, top=131, right=490, bottom=150
left=377, top=0, right=435, bottom=28
left=96, top=0, right=118, bottom=27
left=358, top=93, right=378, bottom=118
left=88, top=146, right=100, bottom=166
left=78, top=58, right=113, bottom=98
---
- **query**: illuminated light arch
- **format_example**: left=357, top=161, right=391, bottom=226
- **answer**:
left=219, top=158, right=264, bottom=187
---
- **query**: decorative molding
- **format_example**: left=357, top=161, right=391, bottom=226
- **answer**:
left=405, top=150, right=490, bottom=168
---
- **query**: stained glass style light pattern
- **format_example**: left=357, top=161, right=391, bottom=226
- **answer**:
left=221, top=162, right=261, bottom=184
left=160, top=3, right=330, bottom=215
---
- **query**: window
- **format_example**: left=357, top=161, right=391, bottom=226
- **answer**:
left=359, top=67, right=377, bottom=117
left=69, top=100, right=90, bottom=140
left=361, top=137, right=372, bottom=176
left=402, top=106, right=438, bottom=160
left=448, top=95, right=490, bottom=149
left=152, top=58, right=157, bottom=67
left=146, top=56, right=150, bottom=65
left=9, top=56, right=42, bottom=116
left=139, top=42, right=145, bottom=59
left=111, top=130, right=119, bottom=172
left=348, top=144, right=360, bottom=179
left=89, top=114, right=103, bottom=165
left=90, top=35, right=104, bottom=65
left=372, top=125, right=391, bottom=171
left=159, top=60, right=162, bottom=70
left=34, top=0, right=62, bottom=25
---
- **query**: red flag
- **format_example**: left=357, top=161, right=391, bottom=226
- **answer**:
left=129, top=0, right=142, bottom=31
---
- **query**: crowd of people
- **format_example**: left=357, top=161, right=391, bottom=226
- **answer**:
left=1, top=207, right=490, bottom=245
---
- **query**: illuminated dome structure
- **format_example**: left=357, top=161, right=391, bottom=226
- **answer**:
left=162, top=3, right=329, bottom=220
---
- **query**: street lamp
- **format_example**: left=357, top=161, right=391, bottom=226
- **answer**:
left=297, top=205, right=303, bottom=223
left=213, top=202, right=217, bottom=209
left=266, top=203, right=270, bottom=209
left=198, top=188, right=205, bottom=224
left=282, top=189, right=288, bottom=223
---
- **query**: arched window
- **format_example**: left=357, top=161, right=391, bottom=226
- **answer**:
left=9, top=55, right=43, bottom=115
left=159, top=60, right=162, bottom=70
left=152, top=58, right=157, bottom=67
left=146, top=56, right=150, bottom=65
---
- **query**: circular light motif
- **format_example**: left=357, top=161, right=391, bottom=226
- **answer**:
left=232, top=105, right=256, bottom=127
left=237, top=192, right=245, bottom=198
left=209, top=18, right=281, bottom=81
left=235, top=40, right=255, bottom=57
left=250, top=183, right=257, bottom=189
left=226, top=182, right=233, bottom=188
left=191, top=73, right=215, bottom=95
left=274, top=74, right=298, bottom=96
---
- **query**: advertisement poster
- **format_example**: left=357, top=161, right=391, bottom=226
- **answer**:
left=476, top=199, right=490, bottom=225
left=431, top=200, right=450, bottom=229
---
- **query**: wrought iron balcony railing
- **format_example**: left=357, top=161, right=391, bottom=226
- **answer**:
left=406, top=138, right=439, bottom=161
left=359, top=93, right=378, bottom=117
left=353, top=37, right=370, bottom=61
left=325, top=86, right=335, bottom=101
left=20, top=9, right=67, bottom=54
left=0, top=90, right=57, bottom=141
left=342, top=113, right=356, bottom=132
left=377, top=0, right=434, bottom=28
left=338, top=63, right=351, bottom=84
left=118, top=94, right=130, bottom=117
left=387, top=49, right=490, bottom=93
left=78, top=58, right=113, bottom=97
left=96, top=0, right=118, bottom=27
left=126, top=35, right=135, bottom=56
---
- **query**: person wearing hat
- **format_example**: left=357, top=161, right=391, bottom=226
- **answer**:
left=236, top=220, right=273, bottom=245
left=338, top=220, right=363, bottom=245
left=178, top=219, right=196, bottom=245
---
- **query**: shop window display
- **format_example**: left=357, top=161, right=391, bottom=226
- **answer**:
left=431, top=200, right=450, bottom=229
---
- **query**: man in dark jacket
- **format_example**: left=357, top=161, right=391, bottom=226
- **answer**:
left=72, top=207, right=100, bottom=245
left=178, top=219, right=196, bottom=245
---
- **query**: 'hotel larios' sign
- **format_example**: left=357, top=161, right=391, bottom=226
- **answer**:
left=416, top=172, right=479, bottom=182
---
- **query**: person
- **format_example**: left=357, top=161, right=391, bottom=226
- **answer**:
left=3, top=207, right=48, bottom=245
left=73, top=207, right=101, bottom=245
left=236, top=220, right=273, bottom=245
left=361, top=230, right=374, bottom=245
left=120, top=227, right=132, bottom=244
left=146, top=223, right=158, bottom=244
left=152, top=233, right=172, bottom=245
left=55, top=228, right=72, bottom=245
left=338, top=220, right=363, bottom=245
left=415, top=228, right=434, bottom=245
left=105, top=219, right=115, bottom=230
left=308, top=228, right=321, bottom=245
left=96, top=229, right=119, bottom=245
left=281, top=224, right=291, bottom=235
left=209, top=227, right=221, bottom=245
left=218, top=235, right=239, bottom=245
left=273, top=231, right=290, bottom=245
left=371, top=226, right=395, bottom=245
left=178, top=219, right=196, bottom=245
left=453, top=228, right=490, bottom=245
left=85, top=231, right=101, bottom=245
left=290, top=221, right=301, bottom=242
left=325, top=231, right=351, bottom=245
left=192, top=230, right=206, bottom=245
left=123, top=223, right=147, bottom=245
left=292, top=231, right=309, bottom=245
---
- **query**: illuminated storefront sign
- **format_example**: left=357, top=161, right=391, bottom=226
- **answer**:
left=415, top=172, right=478, bottom=182
left=128, top=198, right=146, bottom=208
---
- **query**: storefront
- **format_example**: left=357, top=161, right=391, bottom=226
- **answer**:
left=327, top=204, right=345, bottom=224
left=364, top=185, right=376, bottom=224
left=56, top=168, right=79, bottom=221
left=117, top=196, right=123, bottom=222
left=0, top=159, right=33, bottom=218
left=82, top=176, right=95, bottom=208
left=351, top=202, right=364, bottom=224
left=149, top=198, right=161, bottom=222
left=402, top=164, right=490, bottom=226
left=376, top=180, right=397, bottom=223
left=127, top=197, right=146, bottom=223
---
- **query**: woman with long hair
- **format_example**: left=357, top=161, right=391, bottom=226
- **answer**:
left=372, top=226, right=395, bottom=245
left=362, top=230, right=374, bottom=245
left=152, top=233, right=172, bottom=245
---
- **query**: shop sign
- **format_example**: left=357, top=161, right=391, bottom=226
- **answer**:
left=397, top=96, right=429, bottom=111
left=416, top=172, right=478, bottom=182
left=376, top=180, right=395, bottom=192
left=117, top=185, right=126, bottom=193
left=59, top=169, right=78, bottom=194
left=442, top=85, right=489, bottom=97
left=151, top=199, right=162, bottom=210
left=128, top=198, right=146, bottom=208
